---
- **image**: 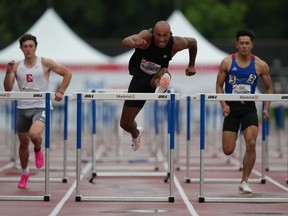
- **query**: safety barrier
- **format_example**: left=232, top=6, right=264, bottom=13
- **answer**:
left=73, top=92, right=179, bottom=202
left=0, top=92, right=52, bottom=201
left=195, top=93, right=288, bottom=203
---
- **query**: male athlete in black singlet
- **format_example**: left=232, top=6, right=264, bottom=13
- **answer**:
left=120, top=21, right=198, bottom=151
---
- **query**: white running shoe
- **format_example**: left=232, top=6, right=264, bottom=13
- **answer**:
left=131, top=127, right=143, bottom=151
left=155, top=73, right=170, bottom=93
left=239, top=181, right=253, bottom=194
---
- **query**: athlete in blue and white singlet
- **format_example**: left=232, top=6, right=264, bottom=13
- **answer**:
left=216, top=29, right=273, bottom=193
left=225, top=53, right=258, bottom=95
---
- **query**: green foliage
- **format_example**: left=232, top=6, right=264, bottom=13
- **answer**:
left=243, top=0, right=288, bottom=38
left=184, top=0, right=247, bottom=39
left=55, top=0, right=175, bottom=39
left=0, top=0, right=287, bottom=47
left=0, top=0, right=46, bottom=44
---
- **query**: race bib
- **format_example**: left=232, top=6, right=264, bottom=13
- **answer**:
left=232, top=84, right=251, bottom=94
left=140, top=59, right=161, bottom=75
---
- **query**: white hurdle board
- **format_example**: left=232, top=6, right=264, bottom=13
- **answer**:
left=73, top=92, right=179, bottom=202
left=195, top=93, right=288, bottom=203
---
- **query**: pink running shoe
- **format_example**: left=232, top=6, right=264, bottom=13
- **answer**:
left=35, top=149, right=44, bottom=169
left=18, top=173, right=30, bottom=189
left=155, top=73, right=170, bottom=93
left=131, top=127, right=143, bottom=151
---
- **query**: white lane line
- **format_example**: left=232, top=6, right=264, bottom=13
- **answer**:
left=48, top=162, right=92, bottom=216
left=49, top=144, right=198, bottom=216
left=163, top=161, right=199, bottom=216
left=48, top=145, right=106, bottom=216
left=253, top=169, right=288, bottom=191
left=174, top=176, right=199, bottom=216
left=228, top=156, right=288, bottom=191
left=0, top=162, right=14, bottom=172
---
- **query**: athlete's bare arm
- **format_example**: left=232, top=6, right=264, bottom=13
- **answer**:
left=216, top=56, right=231, bottom=117
left=255, top=57, right=273, bottom=118
left=41, top=57, right=72, bottom=101
left=172, top=36, right=197, bottom=76
left=122, top=29, right=152, bottom=49
left=3, top=60, right=19, bottom=91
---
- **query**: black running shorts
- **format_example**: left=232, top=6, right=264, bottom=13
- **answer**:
left=124, top=75, right=155, bottom=108
left=222, top=101, right=258, bottom=132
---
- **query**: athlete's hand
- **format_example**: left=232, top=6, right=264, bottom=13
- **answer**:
left=134, top=37, right=148, bottom=48
left=6, top=60, right=15, bottom=74
left=185, top=65, right=196, bottom=76
left=222, top=105, right=230, bottom=117
left=54, top=91, right=63, bottom=102
left=263, top=109, right=269, bottom=120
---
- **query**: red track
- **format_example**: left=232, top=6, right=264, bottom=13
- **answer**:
left=0, top=129, right=287, bottom=216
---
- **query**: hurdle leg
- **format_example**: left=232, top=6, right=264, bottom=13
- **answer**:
left=89, top=98, right=97, bottom=183
left=75, top=93, right=82, bottom=201
left=185, top=96, right=191, bottom=182
left=198, top=94, right=206, bottom=202
left=287, top=130, right=288, bottom=184
left=62, top=95, right=69, bottom=183
left=261, top=103, right=267, bottom=183
left=11, top=101, right=17, bottom=166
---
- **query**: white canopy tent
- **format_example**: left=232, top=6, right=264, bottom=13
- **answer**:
left=168, top=10, right=228, bottom=67
left=0, top=9, right=231, bottom=94
left=0, top=8, right=111, bottom=66
left=0, top=8, right=116, bottom=93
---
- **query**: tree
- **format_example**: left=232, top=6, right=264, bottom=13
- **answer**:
left=0, top=0, right=287, bottom=48
left=184, top=0, right=247, bottom=39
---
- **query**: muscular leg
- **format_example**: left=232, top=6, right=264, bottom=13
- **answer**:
left=241, top=125, right=258, bottom=182
left=222, top=131, right=238, bottom=155
left=120, top=105, right=142, bottom=138
left=18, top=121, right=44, bottom=169
left=18, top=133, right=30, bottom=169
left=29, top=120, right=45, bottom=149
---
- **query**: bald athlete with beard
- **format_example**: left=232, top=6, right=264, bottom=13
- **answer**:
left=119, top=21, right=198, bottom=151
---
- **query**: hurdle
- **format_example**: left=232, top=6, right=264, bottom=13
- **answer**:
left=60, top=95, right=69, bottom=182
left=152, top=100, right=161, bottom=171
left=184, top=94, right=266, bottom=183
left=174, top=99, right=181, bottom=171
left=152, top=99, right=169, bottom=168
left=0, top=94, right=72, bottom=184
left=0, top=92, right=52, bottom=201
left=196, top=93, right=288, bottom=203
left=0, top=100, right=17, bottom=175
left=88, top=89, right=161, bottom=175
left=0, top=100, right=18, bottom=164
left=27, top=94, right=71, bottom=181
left=184, top=95, right=244, bottom=183
left=74, top=92, right=178, bottom=202
left=262, top=106, right=288, bottom=183
left=2, top=100, right=17, bottom=163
